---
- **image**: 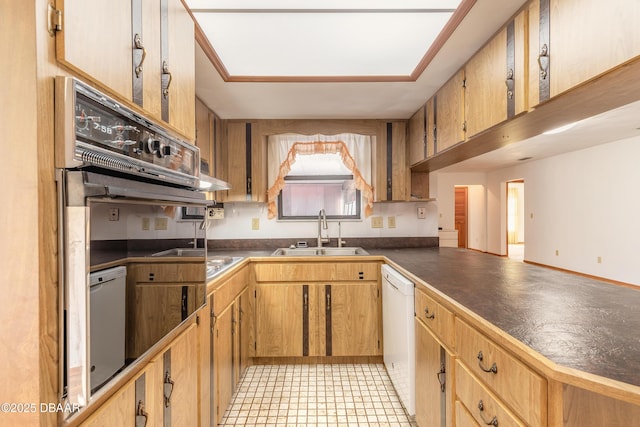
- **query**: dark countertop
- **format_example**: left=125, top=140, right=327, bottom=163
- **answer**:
left=371, top=247, right=640, bottom=388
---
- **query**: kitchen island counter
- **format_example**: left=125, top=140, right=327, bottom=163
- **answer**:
left=369, top=247, right=640, bottom=393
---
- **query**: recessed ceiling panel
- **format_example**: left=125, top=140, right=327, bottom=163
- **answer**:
left=194, top=11, right=453, bottom=76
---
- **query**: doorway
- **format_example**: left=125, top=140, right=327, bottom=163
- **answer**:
left=507, top=180, right=525, bottom=260
left=455, top=187, right=468, bottom=248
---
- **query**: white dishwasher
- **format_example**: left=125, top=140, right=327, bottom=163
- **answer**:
left=382, top=264, right=415, bottom=416
left=89, top=266, right=126, bottom=391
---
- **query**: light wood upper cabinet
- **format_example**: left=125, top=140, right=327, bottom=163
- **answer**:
left=435, top=69, right=466, bottom=152
left=56, top=0, right=133, bottom=98
left=222, top=121, right=266, bottom=202
left=195, top=97, right=213, bottom=172
left=55, top=0, right=196, bottom=140
left=165, top=0, right=195, bottom=140
left=373, top=121, right=409, bottom=201
left=465, top=28, right=508, bottom=138
left=548, top=0, right=640, bottom=98
left=408, top=106, right=426, bottom=166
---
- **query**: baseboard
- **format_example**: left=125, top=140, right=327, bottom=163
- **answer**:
left=251, top=356, right=384, bottom=365
left=523, top=260, right=640, bottom=290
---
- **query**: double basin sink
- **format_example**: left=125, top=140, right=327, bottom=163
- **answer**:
left=151, top=246, right=369, bottom=258
left=270, top=247, right=369, bottom=256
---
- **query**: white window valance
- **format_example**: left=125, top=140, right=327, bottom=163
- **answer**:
left=266, top=133, right=373, bottom=219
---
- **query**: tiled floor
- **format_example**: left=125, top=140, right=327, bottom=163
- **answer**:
left=219, top=364, right=416, bottom=427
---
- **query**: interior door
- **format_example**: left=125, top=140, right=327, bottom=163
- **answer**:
left=455, top=187, right=468, bottom=248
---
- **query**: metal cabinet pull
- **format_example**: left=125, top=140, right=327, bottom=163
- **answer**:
left=424, top=307, right=435, bottom=320
left=477, top=351, right=498, bottom=374
left=538, top=43, right=549, bottom=80
left=303, top=292, right=309, bottom=311
left=136, top=400, right=148, bottom=427
left=326, top=292, right=331, bottom=311
left=505, top=68, right=514, bottom=99
left=477, top=400, right=499, bottom=426
left=133, top=33, right=146, bottom=78
left=436, top=364, right=446, bottom=392
left=163, top=371, right=174, bottom=407
left=162, top=61, right=172, bottom=98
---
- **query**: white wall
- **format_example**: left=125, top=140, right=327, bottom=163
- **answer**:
left=432, top=172, right=487, bottom=251
left=433, top=135, right=640, bottom=286
left=207, top=201, right=438, bottom=240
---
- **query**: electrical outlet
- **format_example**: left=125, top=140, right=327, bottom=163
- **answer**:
left=555, top=249, right=559, bottom=256
left=142, top=217, right=150, bottom=231
left=597, top=256, right=602, bottom=264
left=154, top=217, right=168, bottom=230
left=387, top=216, right=396, bottom=228
left=109, top=208, right=119, bottom=221
left=251, top=218, right=260, bottom=230
left=417, top=207, right=427, bottom=219
left=371, top=216, right=383, bottom=228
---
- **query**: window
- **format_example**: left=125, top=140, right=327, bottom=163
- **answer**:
left=277, top=152, right=361, bottom=220
left=278, top=175, right=361, bottom=220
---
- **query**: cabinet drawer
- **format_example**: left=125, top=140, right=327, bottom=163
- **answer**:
left=132, top=262, right=204, bottom=283
left=414, top=287, right=455, bottom=349
left=456, top=360, right=524, bottom=427
left=211, top=266, right=248, bottom=315
left=455, top=400, right=480, bottom=427
left=455, top=319, right=547, bottom=426
left=254, top=262, right=379, bottom=282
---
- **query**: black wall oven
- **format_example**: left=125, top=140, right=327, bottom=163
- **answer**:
left=55, top=77, right=216, bottom=414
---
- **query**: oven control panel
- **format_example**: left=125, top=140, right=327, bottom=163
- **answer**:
left=56, top=77, right=200, bottom=188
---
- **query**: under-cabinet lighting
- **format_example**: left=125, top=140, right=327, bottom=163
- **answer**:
left=543, top=122, right=578, bottom=135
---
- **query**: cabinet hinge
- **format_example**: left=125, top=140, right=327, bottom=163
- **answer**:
left=47, top=3, right=62, bottom=36
left=462, top=78, right=467, bottom=88
left=377, top=340, right=380, bottom=349
left=254, top=341, right=257, bottom=351
left=462, top=121, right=467, bottom=132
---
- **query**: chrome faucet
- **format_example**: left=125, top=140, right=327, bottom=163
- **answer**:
left=317, top=209, right=330, bottom=247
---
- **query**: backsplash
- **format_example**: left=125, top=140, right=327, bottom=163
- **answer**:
left=206, top=201, right=438, bottom=241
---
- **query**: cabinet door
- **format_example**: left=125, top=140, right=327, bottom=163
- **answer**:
left=56, top=0, right=133, bottom=99
left=436, top=70, right=466, bottom=152
left=225, top=122, right=250, bottom=202
left=374, top=122, right=409, bottom=201
left=328, top=282, right=380, bottom=356
left=254, top=284, right=304, bottom=357
left=409, top=106, right=426, bottom=166
left=214, top=303, right=234, bottom=426
left=549, top=0, right=640, bottom=97
left=195, top=97, right=213, bottom=172
left=236, top=288, right=251, bottom=382
left=415, top=319, right=446, bottom=427
left=166, top=324, right=199, bottom=427
left=133, top=282, right=199, bottom=358
left=465, top=28, right=508, bottom=138
left=166, top=0, right=195, bottom=140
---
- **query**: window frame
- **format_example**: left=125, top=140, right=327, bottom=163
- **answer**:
left=277, top=174, right=362, bottom=220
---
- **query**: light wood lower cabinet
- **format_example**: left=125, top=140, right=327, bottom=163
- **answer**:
left=255, top=283, right=305, bottom=357
left=159, top=323, right=199, bottom=427
left=80, top=361, right=160, bottom=427
left=455, top=319, right=546, bottom=426
left=209, top=266, right=251, bottom=425
left=329, top=283, right=380, bottom=356
left=254, top=281, right=380, bottom=358
left=415, top=318, right=454, bottom=427
left=456, top=360, right=524, bottom=427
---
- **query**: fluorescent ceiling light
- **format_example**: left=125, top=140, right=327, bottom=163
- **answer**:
left=187, top=0, right=462, bottom=78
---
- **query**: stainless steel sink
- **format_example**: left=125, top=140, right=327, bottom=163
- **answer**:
left=271, top=247, right=369, bottom=256
left=151, top=248, right=206, bottom=257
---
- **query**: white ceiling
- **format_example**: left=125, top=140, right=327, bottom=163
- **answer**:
left=188, top=0, right=640, bottom=173
left=190, top=0, right=528, bottom=119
